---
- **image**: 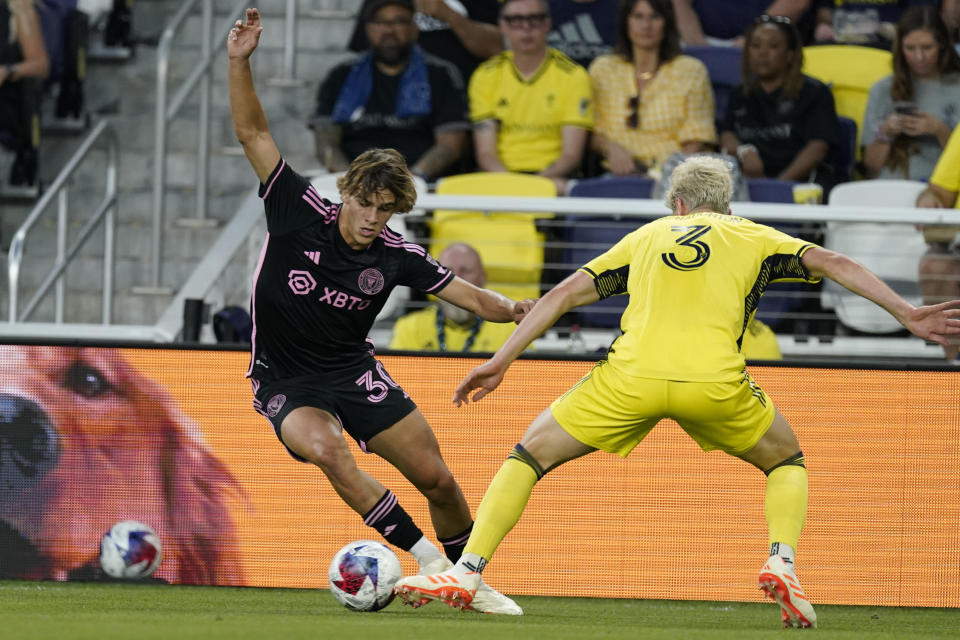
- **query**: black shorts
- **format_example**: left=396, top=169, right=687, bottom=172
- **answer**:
left=252, top=356, right=417, bottom=462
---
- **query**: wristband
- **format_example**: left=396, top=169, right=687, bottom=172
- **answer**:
left=4, top=63, right=15, bottom=82
left=873, top=122, right=892, bottom=143
left=736, top=144, right=758, bottom=162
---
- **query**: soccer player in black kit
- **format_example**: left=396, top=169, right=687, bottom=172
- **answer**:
left=228, top=8, right=526, bottom=614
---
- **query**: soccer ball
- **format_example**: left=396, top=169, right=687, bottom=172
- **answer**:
left=328, top=540, right=402, bottom=611
left=99, top=520, right=163, bottom=579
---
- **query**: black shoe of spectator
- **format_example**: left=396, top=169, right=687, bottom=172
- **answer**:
left=104, top=1, right=132, bottom=48
left=10, top=149, right=38, bottom=187
left=55, top=80, right=84, bottom=120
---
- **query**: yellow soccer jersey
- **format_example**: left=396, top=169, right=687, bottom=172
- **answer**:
left=468, top=48, right=594, bottom=172
left=388, top=305, right=518, bottom=353
left=580, top=212, right=819, bottom=381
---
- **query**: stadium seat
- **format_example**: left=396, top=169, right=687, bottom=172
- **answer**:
left=683, top=45, right=742, bottom=123
left=309, top=172, right=429, bottom=320
left=562, top=176, right=659, bottom=327
left=830, top=116, right=858, bottom=185
left=821, top=180, right=928, bottom=333
left=430, top=172, right=556, bottom=301
left=567, top=175, right=655, bottom=199
left=802, top=45, right=892, bottom=150
left=747, top=178, right=804, bottom=204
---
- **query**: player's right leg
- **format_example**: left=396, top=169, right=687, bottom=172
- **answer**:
left=740, top=410, right=816, bottom=629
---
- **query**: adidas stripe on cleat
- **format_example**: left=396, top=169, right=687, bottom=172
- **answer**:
left=759, top=555, right=818, bottom=629
left=394, top=570, right=480, bottom=611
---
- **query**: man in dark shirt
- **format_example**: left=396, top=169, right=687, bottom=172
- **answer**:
left=229, top=8, right=526, bottom=614
left=348, top=0, right=504, bottom=90
left=310, top=0, right=469, bottom=181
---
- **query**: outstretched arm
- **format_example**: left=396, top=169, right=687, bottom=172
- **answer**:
left=452, top=271, right=599, bottom=405
left=802, top=246, right=960, bottom=345
left=436, top=276, right=535, bottom=323
left=228, top=8, right=281, bottom=184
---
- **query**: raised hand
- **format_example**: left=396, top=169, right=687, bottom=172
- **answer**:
left=227, top=8, right=263, bottom=60
left=902, top=299, right=960, bottom=347
left=452, top=359, right=508, bottom=407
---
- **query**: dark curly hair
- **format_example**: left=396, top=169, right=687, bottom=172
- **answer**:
left=612, top=0, right=681, bottom=65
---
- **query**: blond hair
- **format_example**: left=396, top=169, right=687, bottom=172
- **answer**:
left=336, top=148, right=418, bottom=214
left=664, top=156, right=733, bottom=214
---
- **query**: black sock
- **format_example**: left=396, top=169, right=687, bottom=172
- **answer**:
left=361, top=490, right=423, bottom=551
left=438, top=523, right=473, bottom=562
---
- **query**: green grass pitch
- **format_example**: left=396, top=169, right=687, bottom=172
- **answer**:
left=2, top=580, right=958, bottom=639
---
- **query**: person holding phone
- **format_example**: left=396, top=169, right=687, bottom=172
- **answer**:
left=862, top=6, right=960, bottom=181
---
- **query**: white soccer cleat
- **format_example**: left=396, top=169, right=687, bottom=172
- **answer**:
left=467, top=578, right=523, bottom=615
left=759, top=555, right=817, bottom=629
left=394, top=567, right=480, bottom=611
left=418, top=555, right=454, bottom=575
left=394, top=556, right=456, bottom=608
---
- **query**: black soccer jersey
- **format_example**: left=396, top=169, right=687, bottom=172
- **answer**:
left=247, top=159, right=454, bottom=380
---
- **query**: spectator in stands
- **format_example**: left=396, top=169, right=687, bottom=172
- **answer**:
left=914, top=123, right=960, bottom=359
left=0, top=0, right=49, bottom=187
left=309, top=0, right=469, bottom=181
left=588, top=0, right=715, bottom=176
left=469, top=0, right=594, bottom=188
left=943, top=0, right=960, bottom=51
left=719, top=15, right=839, bottom=189
left=390, top=243, right=520, bottom=352
left=348, top=0, right=503, bottom=91
left=813, top=0, right=936, bottom=49
left=546, top=0, right=619, bottom=68
left=671, top=0, right=813, bottom=47
left=861, top=7, right=960, bottom=182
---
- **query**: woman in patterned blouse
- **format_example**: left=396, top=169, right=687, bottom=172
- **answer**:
left=587, top=0, right=716, bottom=176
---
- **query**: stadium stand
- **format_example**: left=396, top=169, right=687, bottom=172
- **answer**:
left=682, top=44, right=741, bottom=123
left=821, top=179, right=928, bottom=334
left=563, top=175, right=658, bottom=328
left=802, top=44, right=892, bottom=150
left=429, top=172, right=555, bottom=302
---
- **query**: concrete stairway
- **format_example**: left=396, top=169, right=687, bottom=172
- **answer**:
left=0, top=0, right=356, bottom=328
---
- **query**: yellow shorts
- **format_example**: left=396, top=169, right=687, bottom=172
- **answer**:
left=550, top=360, right=776, bottom=457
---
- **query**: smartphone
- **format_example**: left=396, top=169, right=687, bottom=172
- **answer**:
left=894, top=101, right=917, bottom=115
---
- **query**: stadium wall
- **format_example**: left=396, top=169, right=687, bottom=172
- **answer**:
left=1, top=344, right=957, bottom=607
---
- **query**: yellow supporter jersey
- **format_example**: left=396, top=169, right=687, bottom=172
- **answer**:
left=388, top=306, right=519, bottom=353
left=581, top=212, right=819, bottom=382
left=468, top=48, right=594, bottom=172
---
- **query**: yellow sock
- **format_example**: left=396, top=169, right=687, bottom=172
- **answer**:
left=765, top=465, right=808, bottom=550
left=464, top=457, right=539, bottom=561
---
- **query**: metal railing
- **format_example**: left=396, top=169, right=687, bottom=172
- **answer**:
left=7, top=119, right=118, bottom=323
left=146, top=0, right=247, bottom=293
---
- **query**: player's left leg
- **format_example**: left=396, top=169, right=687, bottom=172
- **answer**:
left=367, top=408, right=472, bottom=555
left=676, top=380, right=815, bottom=629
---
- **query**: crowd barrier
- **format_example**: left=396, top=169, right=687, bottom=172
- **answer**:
left=1, top=343, right=957, bottom=607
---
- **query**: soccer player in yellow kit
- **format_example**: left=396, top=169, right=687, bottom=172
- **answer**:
left=394, top=156, right=960, bottom=628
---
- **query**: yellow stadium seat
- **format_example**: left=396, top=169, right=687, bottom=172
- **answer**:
left=802, top=45, right=892, bottom=150
left=430, top=173, right=556, bottom=301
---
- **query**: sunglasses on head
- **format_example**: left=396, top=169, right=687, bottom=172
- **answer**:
left=501, top=12, right=549, bottom=28
left=754, top=14, right=792, bottom=26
